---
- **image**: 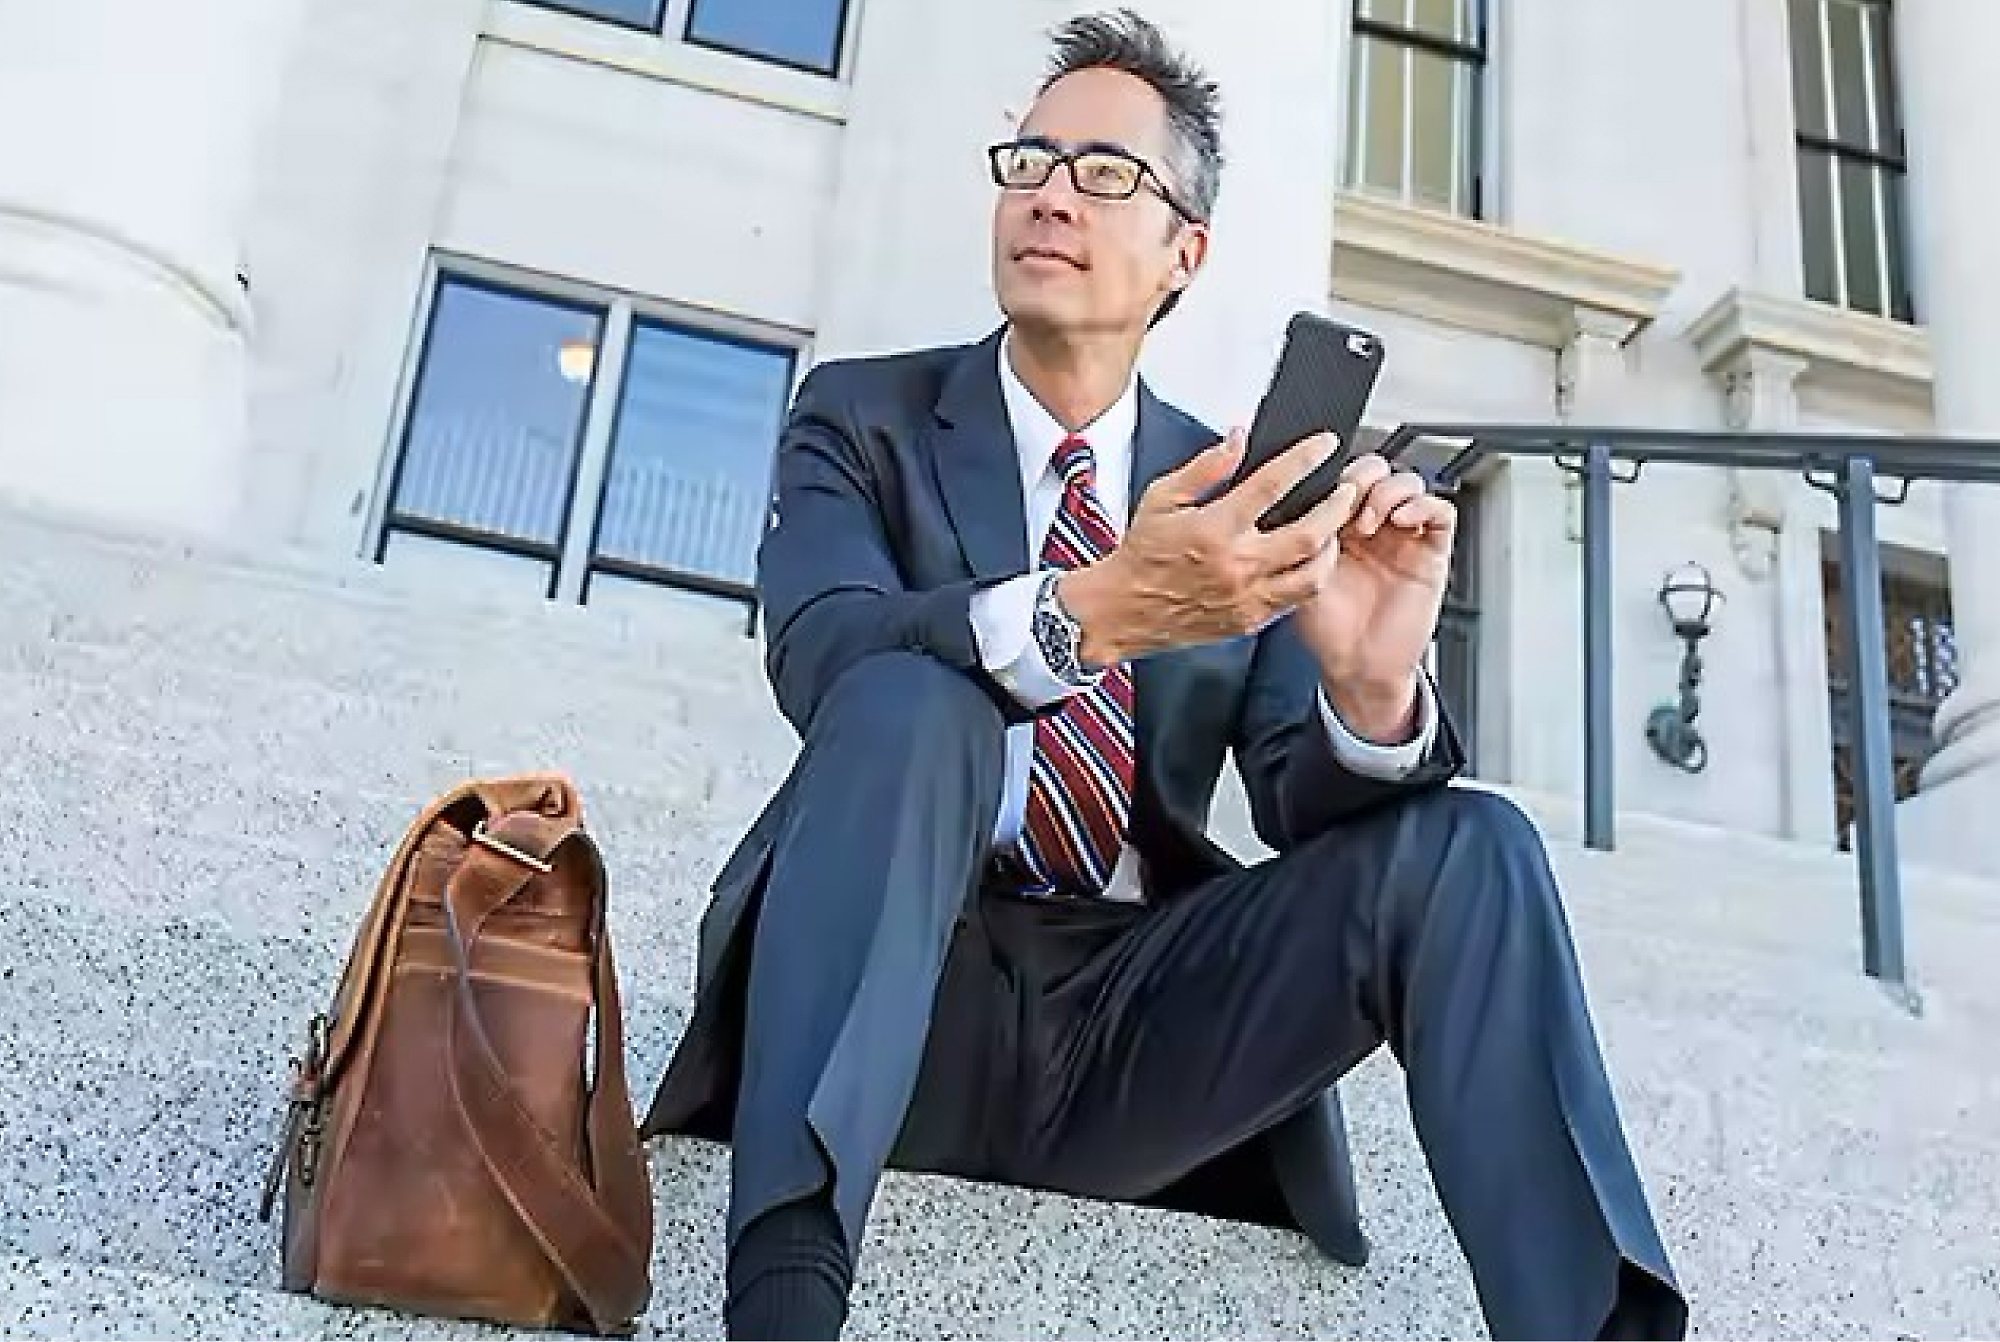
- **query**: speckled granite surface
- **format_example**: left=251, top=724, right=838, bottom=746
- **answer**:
left=4, top=499, right=1999, bottom=1339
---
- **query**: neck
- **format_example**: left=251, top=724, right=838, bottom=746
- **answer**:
left=1006, top=323, right=1139, bottom=431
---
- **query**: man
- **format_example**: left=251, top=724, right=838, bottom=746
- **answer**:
left=642, top=9, right=1687, bottom=1340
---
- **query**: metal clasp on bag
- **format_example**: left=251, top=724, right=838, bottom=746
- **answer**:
left=261, top=1011, right=332, bottom=1220
left=471, top=818, right=553, bottom=874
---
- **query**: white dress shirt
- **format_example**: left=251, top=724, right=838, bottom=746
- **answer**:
left=966, top=333, right=1438, bottom=902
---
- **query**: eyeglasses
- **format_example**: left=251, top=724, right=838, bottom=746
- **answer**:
left=987, top=137, right=1202, bottom=222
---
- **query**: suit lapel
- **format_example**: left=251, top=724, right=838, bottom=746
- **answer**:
left=1128, top=380, right=1187, bottom=516
left=1128, top=382, right=1203, bottom=791
left=931, top=329, right=1029, bottom=583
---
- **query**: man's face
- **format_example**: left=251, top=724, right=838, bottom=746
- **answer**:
left=990, top=67, right=1207, bottom=340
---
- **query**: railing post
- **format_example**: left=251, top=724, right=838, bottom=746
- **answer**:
left=1835, top=457, right=1907, bottom=984
left=1582, top=444, right=1615, bottom=850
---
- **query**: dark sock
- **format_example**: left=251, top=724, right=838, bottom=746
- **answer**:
left=724, top=1192, right=853, bottom=1341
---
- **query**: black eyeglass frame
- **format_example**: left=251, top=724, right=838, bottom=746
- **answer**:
left=986, top=136, right=1205, bottom=224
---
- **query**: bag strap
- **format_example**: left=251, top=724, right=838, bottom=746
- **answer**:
left=441, top=811, right=653, bottom=1335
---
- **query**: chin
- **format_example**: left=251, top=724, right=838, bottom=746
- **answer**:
left=995, top=288, right=1066, bottom=333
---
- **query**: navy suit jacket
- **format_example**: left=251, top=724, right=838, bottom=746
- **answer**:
left=643, top=327, right=1465, bottom=1254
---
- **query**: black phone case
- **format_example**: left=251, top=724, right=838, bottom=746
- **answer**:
left=1238, top=313, right=1387, bottom=530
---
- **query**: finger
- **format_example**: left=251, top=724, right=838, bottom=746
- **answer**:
left=1353, top=470, right=1428, bottom=537
left=1388, top=493, right=1457, bottom=535
left=1339, top=452, right=1393, bottom=491
left=1218, top=431, right=1343, bottom=526
left=1145, top=429, right=1247, bottom=510
left=1252, top=478, right=1360, bottom=569
left=1262, top=534, right=1342, bottom=609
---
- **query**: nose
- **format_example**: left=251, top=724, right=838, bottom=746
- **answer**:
left=1030, top=196, right=1079, bottom=226
left=1026, top=164, right=1084, bottom=223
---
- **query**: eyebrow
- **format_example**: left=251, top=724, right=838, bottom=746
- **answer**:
left=1018, top=133, right=1141, bottom=158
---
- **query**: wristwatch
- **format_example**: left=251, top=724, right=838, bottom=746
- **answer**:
left=1030, top=570, right=1097, bottom=688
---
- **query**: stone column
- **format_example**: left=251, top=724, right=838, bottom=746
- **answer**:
left=0, top=0, right=305, bottom=535
left=1889, top=0, right=2000, bottom=877
left=1715, top=347, right=1839, bottom=846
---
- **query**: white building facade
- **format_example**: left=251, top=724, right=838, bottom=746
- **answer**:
left=2, top=0, right=1996, bottom=876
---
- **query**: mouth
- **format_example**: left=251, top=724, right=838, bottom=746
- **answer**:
left=1013, top=245, right=1086, bottom=270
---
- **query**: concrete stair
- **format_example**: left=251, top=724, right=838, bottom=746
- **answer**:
left=3, top=498, right=1998, bottom=1340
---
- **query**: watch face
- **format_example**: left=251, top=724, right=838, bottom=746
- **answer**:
left=1034, top=582, right=1086, bottom=684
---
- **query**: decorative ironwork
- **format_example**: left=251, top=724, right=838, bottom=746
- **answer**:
left=1823, top=559, right=1956, bottom=848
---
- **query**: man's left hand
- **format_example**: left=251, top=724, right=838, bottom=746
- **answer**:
left=1286, top=453, right=1457, bottom=742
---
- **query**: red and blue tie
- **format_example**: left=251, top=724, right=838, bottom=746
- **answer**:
left=1015, top=435, right=1137, bottom=899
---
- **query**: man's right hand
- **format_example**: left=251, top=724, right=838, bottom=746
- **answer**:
left=1059, top=429, right=1362, bottom=668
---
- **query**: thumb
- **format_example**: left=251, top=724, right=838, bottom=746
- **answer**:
left=1146, top=428, right=1246, bottom=510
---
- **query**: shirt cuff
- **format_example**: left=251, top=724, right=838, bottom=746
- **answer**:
left=1317, top=672, right=1437, bottom=780
left=969, top=571, right=1096, bottom=710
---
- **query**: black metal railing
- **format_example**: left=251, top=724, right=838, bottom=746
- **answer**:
left=1379, top=423, right=2000, bottom=990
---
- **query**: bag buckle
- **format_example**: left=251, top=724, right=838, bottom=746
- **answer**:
left=472, top=819, right=553, bottom=874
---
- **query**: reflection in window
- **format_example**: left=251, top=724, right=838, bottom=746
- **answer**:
left=386, top=277, right=603, bottom=555
left=684, top=0, right=850, bottom=75
left=520, top=0, right=665, bottom=31
left=592, top=321, right=795, bottom=591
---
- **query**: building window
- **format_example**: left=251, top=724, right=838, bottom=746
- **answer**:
left=515, top=0, right=851, bottom=76
left=527, top=0, right=666, bottom=32
left=1788, top=0, right=1913, bottom=322
left=587, top=319, right=796, bottom=596
left=377, top=268, right=798, bottom=608
left=1346, top=0, right=1487, bottom=217
left=379, top=277, right=603, bottom=588
left=684, top=0, right=852, bottom=77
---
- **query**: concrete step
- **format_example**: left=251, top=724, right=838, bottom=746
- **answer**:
left=11, top=500, right=2000, bottom=1338
left=10, top=827, right=1994, bottom=1098
left=14, top=688, right=1997, bottom=1032
left=4, top=892, right=1995, bottom=1342
left=1, top=499, right=759, bottom=696
left=0, top=646, right=794, bottom=810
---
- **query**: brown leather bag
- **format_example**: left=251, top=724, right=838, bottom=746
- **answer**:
left=259, top=774, right=654, bottom=1335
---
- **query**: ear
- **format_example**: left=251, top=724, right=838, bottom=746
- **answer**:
left=1170, top=222, right=1210, bottom=291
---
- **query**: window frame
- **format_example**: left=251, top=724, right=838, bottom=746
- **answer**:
left=577, top=310, right=801, bottom=606
left=510, top=0, right=860, bottom=80
left=367, top=253, right=810, bottom=615
left=1345, top=0, right=1492, bottom=219
left=679, top=0, right=858, bottom=79
left=1788, top=0, right=1915, bottom=322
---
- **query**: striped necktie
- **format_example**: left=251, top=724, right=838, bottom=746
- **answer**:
left=1014, top=435, right=1137, bottom=899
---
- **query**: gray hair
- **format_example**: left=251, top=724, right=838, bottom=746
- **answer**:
left=1040, top=8, right=1224, bottom=224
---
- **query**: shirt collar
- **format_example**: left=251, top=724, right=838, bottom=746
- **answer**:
left=996, top=328, right=1140, bottom=491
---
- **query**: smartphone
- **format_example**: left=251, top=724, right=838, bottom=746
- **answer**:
left=1230, top=312, right=1386, bottom=531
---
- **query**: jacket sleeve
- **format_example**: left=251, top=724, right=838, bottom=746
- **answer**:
left=756, top=365, right=1042, bottom=733
left=1231, top=613, right=1465, bottom=850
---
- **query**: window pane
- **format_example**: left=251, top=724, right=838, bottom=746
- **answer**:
left=1348, top=33, right=1408, bottom=197
left=1862, top=0, right=1899, bottom=156
left=1410, top=0, right=1476, bottom=43
left=1797, top=148, right=1840, bottom=306
left=526, top=0, right=665, bottom=29
left=592, top=322, right=794, bottom=590
left=1408, top=45, right=1467, bottom=211
left=391, top=278, right=601, bottom=550
left=1838, top=157, right=1886, bottom=316
left=1788, top=0, right=1828, bottom=138
left=1883, top=168, right=1914, bottom=321
left=684, top=0, right=848, bottom=74
left=1827, top=0, right=1870, bottom=151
